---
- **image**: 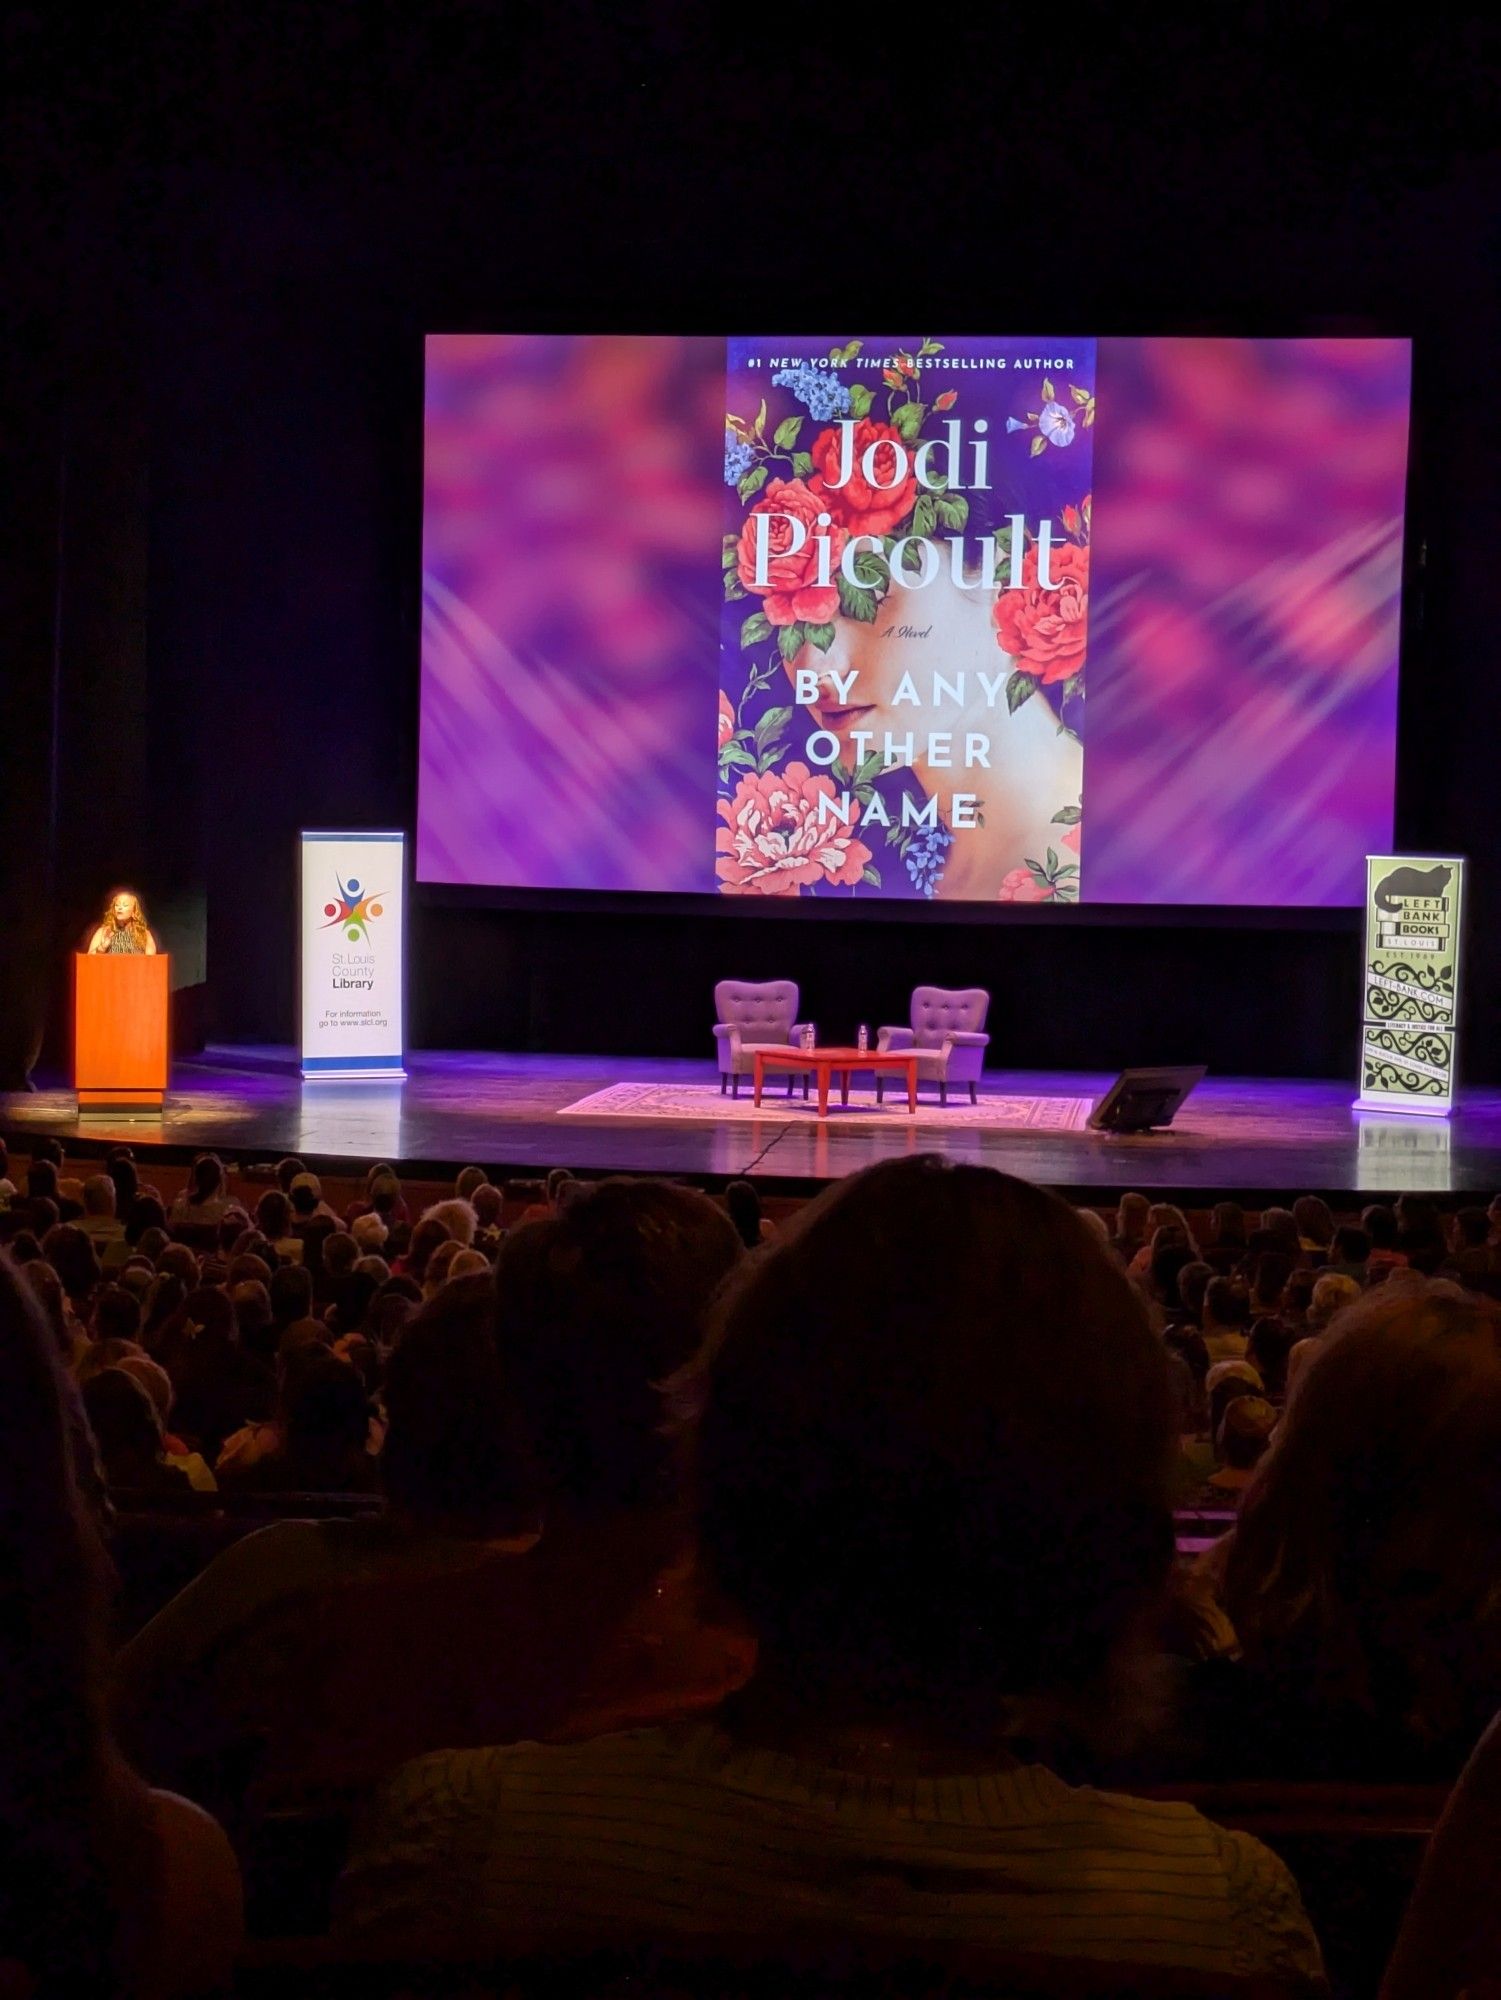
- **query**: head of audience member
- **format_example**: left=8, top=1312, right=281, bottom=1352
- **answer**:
left=1226, top=1283, right=1501, bottom=1754
left=1147, top=1203, right=1198, bottom=1254
left=545, top=1167, right=579, bottom=1212
left=322, top=1231, right=359, bottom=1282
left=402, top=1216, right=450, bottom=1285
left=1282, top=1268, right=1318, bottom=1324
left=297, top=1215, right=342, bottom=1287
left=272, top=1350, right=374, bottom=1491
left=124, top=1195, right=167, bottom=1247
left=140, top=1271, right=188, bottom=1346
left=156, top=1241, right=199, bottom=1286
left=1330, top=1224, right=1370, bottom=1276
left=327, top=1269, right=382, bottom=1337
left=116, top=1352, right=177, bottom=1432
left=230, top=1280, right=274, bottom=1357
left=80, top=1368, right=177, bottom=1492
left=1453, top=1206, right=1491, bottom=1252
left=81, top=1175, right=116, bottom=1223
left=422, top=1239, right=463, bottom=1298
left=446, top=1248, right=490, bottom=1283
left=41, top=1224, right=101, bottom=1310
left=75, top=1337, right=148, bottom=1387
left=30, top=1137, right=64, bottom=1170
left=382, top=1277, right=538, bottom=1537
left=24, top=1198, right=58, bottom=1240
left=1216, top=1394, right=1277, bottom=1474
left=1209, top=1201, right=1247, bottom=1250
left=91, top=1283, right=142, bottom=1346
left=255, top=1189, right=293, bottom=1244
left=153, top=1285, right=237, bottom=1384
left=1362, top=1203, right=1401, bottom=1252
left=1148, top=1241, right=1193, bottom=1314
left=1206, top=1360, right=1264, bottom=1442
left=289, top=1174, right=324, bottom=1220
left=724, top=1179, right=766, bottom=1252
left=1307, top=1271, right=1361, bottom=1331
left=421, top=1198, right=477, bottom=1248
left=1246, top=1315, right=1298, bottom=1401
left=455, top=1165, right=489, bottom=1203
left=1292, top=1196, right=1335, bottom=1252
left=471, top=1184, right=503, bottom=1236
left=367, top=1286, right=420, bottom=1353
left=498, top=1178, right=743, bottom=1516
left=1114, top=1191, right=1150, bottom=1250
left=351, top=1211, right=388, bottom=1255
left=368, top=1170, right=403, bottom=1220
left=693, top=1157, right=1176, bottom=1745
left=27, top=1159, right=59, bottom=1206
left=1259, top=1207, right=1302, bottom=1256
left=184, top=1154, right=226, bottom=1210
left=276, top=1156, right=306, bottom=1194
left=268, top=1262, right=314, bottom=1333
left=1177, top=1261, right=1213, bottom=1325
left=1203, top=1276, right=1250, bottom=1336
left=117, top=1262, right=155, bottom=1304
left=4, top=1230, right=41, bottom=1267
left=225, top=1252, right=272, bottom=1291
left=353, top=1255, right=391, bottom=1286
left=104, top=1149, right=138, bottom=1213
left=1397, top=1195, right=1450, bottom=1275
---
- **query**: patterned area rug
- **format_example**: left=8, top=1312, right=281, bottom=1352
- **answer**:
left=557, top=1082, right=1096, bottom=1131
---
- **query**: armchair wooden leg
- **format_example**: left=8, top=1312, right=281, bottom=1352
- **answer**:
left=803, top=1075, right=809, bottom=1100
left=732, top=1075, right=740, bottom=1099
left=786, top=1074, right=794, bottom=1096
left=720, top=1075, right=726, bottom=1095
left=876, top=1078, right=884, bottom=1104
left=939, top=1081, right=947, bottom=1106
left=969, top=1081, right=978, bottom=1105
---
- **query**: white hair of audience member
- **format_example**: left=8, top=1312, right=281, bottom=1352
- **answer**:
left=351, top=1211, right=388, bottom=1252
left=446, top=1248, right=491, bottom=1283
left=420, top=1197, right=478, bottom=1246
left=354, top=1255, right=391, bottom=1283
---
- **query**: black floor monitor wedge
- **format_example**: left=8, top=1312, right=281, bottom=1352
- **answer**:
left=1088, top=1065, right=1207, bottom=1134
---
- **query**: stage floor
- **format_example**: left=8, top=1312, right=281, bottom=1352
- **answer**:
left=3, top=1047, right=1498, bottom=1201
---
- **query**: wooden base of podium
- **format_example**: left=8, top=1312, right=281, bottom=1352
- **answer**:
left=77, top=1087, right=165, bottom=1113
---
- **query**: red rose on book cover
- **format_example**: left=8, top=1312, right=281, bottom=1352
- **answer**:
left=808, top=418, right=918, bottom=538
left=735, top=477, right=846, bottom=627
left=992, top=542, right=1089, bottom=686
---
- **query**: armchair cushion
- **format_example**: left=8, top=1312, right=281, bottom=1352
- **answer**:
left=944, top=1030, right=990, bottom=1049
left=877, top=1026, right=916, bottom=1053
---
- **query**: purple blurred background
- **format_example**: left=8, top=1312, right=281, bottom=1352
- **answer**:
left=1085, top=337, right=1410, bottom=904
left=418, top=334, right=1410, bottom=906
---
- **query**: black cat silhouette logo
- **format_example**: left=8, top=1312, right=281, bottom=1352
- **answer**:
left=1375, top=863, right=1452, bottom=913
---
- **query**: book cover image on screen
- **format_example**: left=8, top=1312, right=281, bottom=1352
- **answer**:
left=417, top=333, right=1410, bottom=908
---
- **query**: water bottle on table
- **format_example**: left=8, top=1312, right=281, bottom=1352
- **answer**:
left=857, top=1024, right=869, bottom=1053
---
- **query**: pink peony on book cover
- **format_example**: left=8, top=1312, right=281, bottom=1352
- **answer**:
left=717, top=335, right=1095, bottom=902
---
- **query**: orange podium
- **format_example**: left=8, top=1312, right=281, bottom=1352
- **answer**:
left=74, top=953, right=170, bottom=1111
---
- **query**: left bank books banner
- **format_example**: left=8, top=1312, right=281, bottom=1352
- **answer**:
left=300, top=831, right=407, bottom=1079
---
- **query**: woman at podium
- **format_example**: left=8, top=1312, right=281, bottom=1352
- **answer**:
left=87, top=889, right=157, bottom=955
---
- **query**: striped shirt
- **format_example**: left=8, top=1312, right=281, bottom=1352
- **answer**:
left=335, top=1723, right=1322, bottom=1987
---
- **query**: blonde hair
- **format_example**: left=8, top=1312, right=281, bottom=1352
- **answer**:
left=102, top=888, right=149, bottom=952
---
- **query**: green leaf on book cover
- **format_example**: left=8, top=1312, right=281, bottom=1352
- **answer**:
left=803, top=622, right=836, bottom=653
left=910, top=493, right=937, bottom=540
left=856, top=753, right=885, bottom=786
left=919, top=339, right=943, bottom=355
left=836, top=574, right=878, bottom=622
left=892, top=400, right=924, bottom=443
left=740, top=611, right=772, bottom=647
left=719, top=742, right=756, bottom=771
left=934, top=493, right=969, bottom=530
left=755, top=705, right=793, bottom=748
left=1069, top=383, right=1090, bottom=404
left=901, top=540, right=926, bottom=573
left=754, top=398, right=767, bottom=438
left=722, top=535, right=739, bottom=568
left=1042, top=378, right=1056, bottom=401
left=777, top=623, right=804, bottom=663
left=1029, top=434, right=1048, bottom=457
left=723, top=571, right=747, bottom=600
left=861, top=865, right=882, bottom=887
left=1006, top=669, right=1036, bottom=713
left=848, top=382, right=874, bottom=419
left=737, top=464, right=768, bottom=502
left=1051, top=803, right=1083, bottom=825
left=791, top=451, right=814, bottom=478
left=852, top=549, right=887, bottom=588
left=774, top=415, right=803, bottom=451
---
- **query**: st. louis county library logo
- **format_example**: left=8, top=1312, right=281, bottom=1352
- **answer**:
left=321, top=874, right=387, bottom=946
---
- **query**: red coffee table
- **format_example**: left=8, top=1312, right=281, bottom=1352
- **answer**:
left=753, top=1044, right=919, bottom=1118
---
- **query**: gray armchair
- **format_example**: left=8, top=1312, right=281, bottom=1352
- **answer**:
left=876, top=985, right=990, bottom=1105
left=713, top=979, right=812, bottom=1097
